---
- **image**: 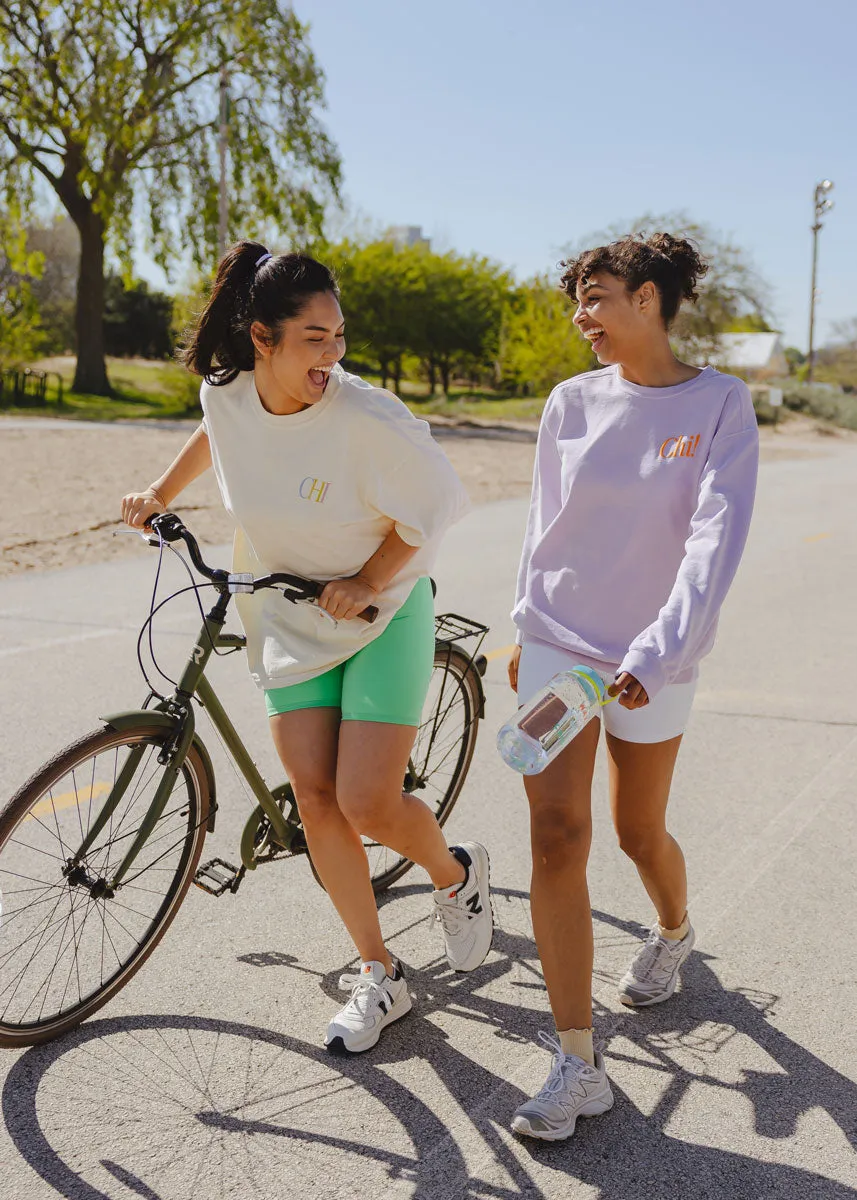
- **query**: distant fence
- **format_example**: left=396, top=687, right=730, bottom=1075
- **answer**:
left=0, top=368, right=64, bottom=409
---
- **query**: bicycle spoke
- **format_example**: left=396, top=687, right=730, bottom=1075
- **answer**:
left=0, top=726, right=204, bottom=1035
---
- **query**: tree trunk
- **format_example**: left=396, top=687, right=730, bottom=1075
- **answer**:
left=427, top=358, right=437, bottom=395
left=440, top=358, right=451, bottom=396
left=72, top=212, right=111, bottom=395
left=379, top=357, right=389, bottom=390
left=392, top=356, right=402, bottom=395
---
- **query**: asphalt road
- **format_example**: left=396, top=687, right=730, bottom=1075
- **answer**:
left=1, top=435, right=856, bottom=1199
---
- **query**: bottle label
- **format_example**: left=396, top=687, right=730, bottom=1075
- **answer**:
left=519, top=694, right=569, bottom=742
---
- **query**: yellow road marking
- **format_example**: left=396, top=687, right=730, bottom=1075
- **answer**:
left=804, top=532, right=832, bottom=543
left=484, top=643, right=517, bottom=663
left=25, top=782, right=111, bottom=822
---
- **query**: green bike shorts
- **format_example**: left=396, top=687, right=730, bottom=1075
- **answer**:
left=264, top=576, right=435, bottom=727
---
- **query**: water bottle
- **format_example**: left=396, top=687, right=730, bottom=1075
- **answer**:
left=497, top=665, right=609, bottom=775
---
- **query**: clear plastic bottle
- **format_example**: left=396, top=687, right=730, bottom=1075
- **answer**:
left=497, top=665, right=609, bottom=775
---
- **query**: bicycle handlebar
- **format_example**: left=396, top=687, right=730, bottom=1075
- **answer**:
left=147, top=513, right=378, bottom=623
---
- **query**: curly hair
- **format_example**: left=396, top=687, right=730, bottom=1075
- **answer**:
left=559, top=233, right=708, bottom=327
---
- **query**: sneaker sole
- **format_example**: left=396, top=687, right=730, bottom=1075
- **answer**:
left=511, top=1092, right=614, bottom=1141
left=452, top=842, right=494, bottom=973
left=325, top=992, right=413, bottom=1055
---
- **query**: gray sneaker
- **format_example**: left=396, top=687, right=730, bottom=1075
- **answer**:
left=618, top=923, right=695, bottom=1007
left=511, top=1033, right=614, bottom=1141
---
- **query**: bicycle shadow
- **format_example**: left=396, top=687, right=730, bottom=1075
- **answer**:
left=319, top=886, right=857, bottom=1197
left=3, top=890, right=855, bottom=1199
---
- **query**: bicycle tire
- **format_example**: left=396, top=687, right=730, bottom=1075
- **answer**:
left=0, top=724, right=211, bottom=1048
left=307, top=644, right=483, bottom=895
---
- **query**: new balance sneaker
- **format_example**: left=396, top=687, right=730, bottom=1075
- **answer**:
left=511, top=1033, right=614, bottom=1141
left=618, top=922, right=696, bottom=1007
left=324, top=959, right=412, bottom=1054
left=432, top=842, right=493, bottom=972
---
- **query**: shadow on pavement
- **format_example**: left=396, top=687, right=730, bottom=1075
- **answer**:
left=2, top=892, right=855, bottom=1199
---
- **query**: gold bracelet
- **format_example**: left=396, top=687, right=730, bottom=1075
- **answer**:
left=148, top=485, right=167, bottom=508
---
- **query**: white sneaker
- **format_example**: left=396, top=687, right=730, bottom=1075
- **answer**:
left=618, top=922, right=696, bottom=1007
left=432, top=842, right=493, bottom=972
left=511, top=1033, right=614, bottom=1141
left=324, top=959, right=412, bottom=1054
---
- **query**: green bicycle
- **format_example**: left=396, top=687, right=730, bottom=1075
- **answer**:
left=0, top=513, right=488, bottom=1048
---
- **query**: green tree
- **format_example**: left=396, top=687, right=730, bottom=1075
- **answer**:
left=0, top=207, right=43, bottom=365
left=561, top=212, right=772, bottom=360
left=413, top=251, right=510, bottom=395
left=499, top=276, right=595, bottom=395
left=0, top=2, right=340, bottom=395
left=103, top=275, right=174, bottom=359
left=329, top=239, right=422, bottom=391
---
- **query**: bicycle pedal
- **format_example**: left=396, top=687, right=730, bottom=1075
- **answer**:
left=194, top=858, right=243, bottom=896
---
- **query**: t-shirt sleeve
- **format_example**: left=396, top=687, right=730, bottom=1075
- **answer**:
left=619, top=384, right=759, bottom=698
left=362, top=405, right=471, bottom=546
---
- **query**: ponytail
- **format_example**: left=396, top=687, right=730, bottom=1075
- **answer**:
left=181, top=241, right=339, bottom=385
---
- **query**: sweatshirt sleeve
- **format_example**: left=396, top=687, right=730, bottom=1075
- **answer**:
left=618, top=389, right=759, bottom=699
left=363, top=407, right=471, bottom=547
left=512, top=388, right=563, bottom=638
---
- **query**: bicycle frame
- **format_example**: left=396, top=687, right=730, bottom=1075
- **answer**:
left=66, top=589, right=295, bottom=892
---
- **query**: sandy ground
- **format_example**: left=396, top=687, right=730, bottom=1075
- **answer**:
left=0, top=411, right=847, bottom=577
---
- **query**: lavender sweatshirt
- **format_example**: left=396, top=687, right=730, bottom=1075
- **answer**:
left=512, top=364, right=759, bottom=699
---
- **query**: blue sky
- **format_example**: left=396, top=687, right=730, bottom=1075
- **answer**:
left=292, top=0, right=856, bottom=349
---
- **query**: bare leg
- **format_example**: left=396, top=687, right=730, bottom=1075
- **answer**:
left=269, top=709, right=394, bottom=974
left=524, top=718, right=601, bottom=1032
left=336, top=721, right=465, bottom=890
left=606, top=732, right=687, bottom=929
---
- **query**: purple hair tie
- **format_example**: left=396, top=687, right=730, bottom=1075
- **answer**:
left=255, top=251, right=273, bottom=270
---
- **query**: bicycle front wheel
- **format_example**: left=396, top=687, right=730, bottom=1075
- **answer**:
left=0, top=725, right=211, bottom=1048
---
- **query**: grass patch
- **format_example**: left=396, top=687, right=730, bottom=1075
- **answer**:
left=6, top=357, right=547, bottom=425
left=13, top=356, right=202, bottom=421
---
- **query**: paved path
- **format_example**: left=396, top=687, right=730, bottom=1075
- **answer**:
left=1, top=437, right=856, bottom=1199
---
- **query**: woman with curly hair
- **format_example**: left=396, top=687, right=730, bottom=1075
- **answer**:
left=507, top=233, right=759, bottom=1139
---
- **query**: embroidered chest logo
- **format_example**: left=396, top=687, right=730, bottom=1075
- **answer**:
left=299, top=476, right=331, bottom=503
left=659, top=434, right=701, bottom=460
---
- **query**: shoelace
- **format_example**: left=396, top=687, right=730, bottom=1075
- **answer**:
left=434, top=903, right=468, bottom=935
left=532, top=1032, right=592, bottom=1101
left=337, top=972, right=391, bottom=1017
left=630, top=928, right=683, bottom=984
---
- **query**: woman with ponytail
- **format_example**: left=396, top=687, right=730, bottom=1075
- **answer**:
left=507, top=233, right=758, bottom=1139
left=121, top=241, right=493, bottom=1053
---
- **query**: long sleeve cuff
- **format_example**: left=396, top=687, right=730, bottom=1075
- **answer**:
left=618, top=648, right=669, bottom=701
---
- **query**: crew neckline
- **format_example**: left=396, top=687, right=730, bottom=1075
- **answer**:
left=248, top=364, right=343, bottom=427
left=612, top=363, right=718, bottom=399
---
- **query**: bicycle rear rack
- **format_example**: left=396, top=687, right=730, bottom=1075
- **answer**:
left=434, top=613, right=489, bottom=682
left=434, top=613, right=489, bottom=645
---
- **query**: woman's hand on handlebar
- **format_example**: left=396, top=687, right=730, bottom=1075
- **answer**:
left=121, top=488, right=166, bottom=529
left=319, top=574, right=379, bottom=621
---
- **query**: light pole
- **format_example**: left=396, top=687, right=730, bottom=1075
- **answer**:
left=807, top=179, right=834, bottom=383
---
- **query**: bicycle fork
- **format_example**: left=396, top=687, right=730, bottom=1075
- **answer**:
left=62, top=596, right=231, bottom=896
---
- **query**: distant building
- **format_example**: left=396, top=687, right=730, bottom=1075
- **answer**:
left=708, top=332, right=788, bottom=379
left=386, top=225, right=431, bottom=251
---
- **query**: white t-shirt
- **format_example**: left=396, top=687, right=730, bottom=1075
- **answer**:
left=200, top=365, right=470, bottom=688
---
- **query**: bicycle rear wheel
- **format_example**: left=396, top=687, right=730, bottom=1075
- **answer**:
left=0, top=724, right=211, bottom=1047
left=365, top=644, right=482, bottom=893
